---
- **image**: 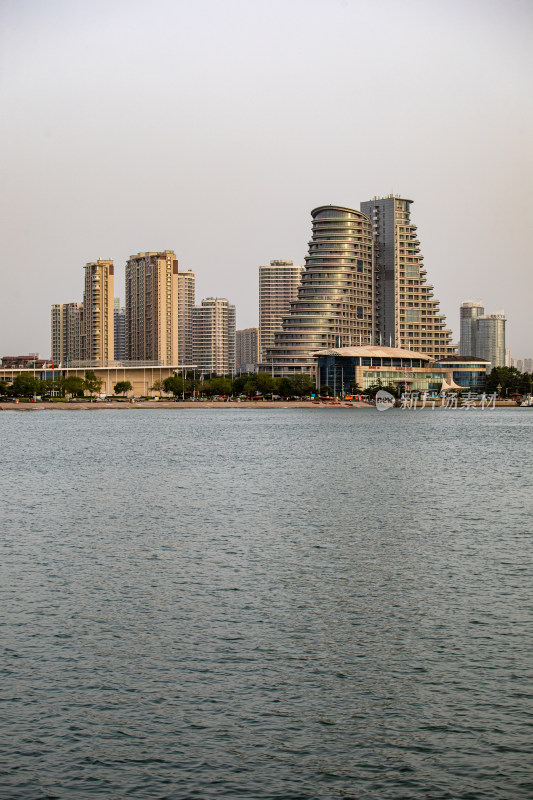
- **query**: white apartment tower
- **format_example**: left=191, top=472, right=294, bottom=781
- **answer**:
left=192, top=298, right=236, bottom=375
left=177, top=269, right=195, bottom=365
left=125, top=251, right=179, bottom=365
left=360, top=196, right=454, bottom=358
left=83, top=259, right=114, bottom=362
left=259, top=260, right=303, bottom=361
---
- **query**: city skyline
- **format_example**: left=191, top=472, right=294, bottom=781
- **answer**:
left=1, top=0, right=532, bottom=358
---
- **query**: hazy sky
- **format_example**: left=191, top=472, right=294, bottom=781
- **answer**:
left=1, top=0, right=532, bottom=358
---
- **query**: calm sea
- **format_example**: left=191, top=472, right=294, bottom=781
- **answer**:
left=1, top=407, right=532, bottom=800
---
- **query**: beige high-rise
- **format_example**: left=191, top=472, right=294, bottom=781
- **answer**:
left=125, top=251, right=179, bottom=365
left=83, top=259, right=114, bottom=362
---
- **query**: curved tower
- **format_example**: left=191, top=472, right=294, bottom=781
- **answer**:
left=266, top=205, right=374, bottom=375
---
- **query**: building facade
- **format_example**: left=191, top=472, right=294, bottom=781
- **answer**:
left=459, top=301, right=484, bottom=356
left=475, top=313, right=506, bottom=369
left=114, top=298, right=126, bottom=361
left=315, top=346, right=489, bottom=396
left=51, top=302, right=84, bottom=365
left=259, top=260, right=303, bottom=362
left=192, top=298, right=236, bottom=375
left=176, top=269, right=195, bottom=365
left=265, top=205, right=374, bottom=375
left=360, top=196, right=454, bottom=358
left=125, top=251, right=179, bottom=365
left=236, top=327, right=259, bottom=372
left=83, top=259, right=114, bottom=362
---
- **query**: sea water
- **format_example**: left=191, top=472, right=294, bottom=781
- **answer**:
left=1, top=407, right=532, bottom=799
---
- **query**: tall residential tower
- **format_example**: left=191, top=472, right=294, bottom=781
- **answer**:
left=192, top=298, right=236, bottom=375
left=83, top=259, right=114, bottom=362
left=125, top=251, right=179, bottom=365
left=259, top=260, right=303, bottom=362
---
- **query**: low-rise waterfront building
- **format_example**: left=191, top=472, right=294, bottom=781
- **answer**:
left=314, top=346, right=489, bottom=396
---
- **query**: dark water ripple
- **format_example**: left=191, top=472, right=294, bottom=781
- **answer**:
left=1, top=408, right=532, bottom=799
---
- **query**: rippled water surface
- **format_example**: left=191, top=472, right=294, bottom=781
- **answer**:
left=1, top=407, right=532, bottom=799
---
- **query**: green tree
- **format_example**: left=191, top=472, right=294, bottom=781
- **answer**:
left=163, top=375, right=185, bottom=397
left=277, top=377, right=293, bottom=398
left=231, top=374, right=251, bottom=396
left=63, top=375, right=86, bottom=397
left=84, top=370, right=103, bottom=400
left=207, top=377, right=233, bottom=396
left=485, top=366, right=521, bottom=397
left=114, top=380, right=132, bottom=397
left=150, top=379, right=165, bottom=398
left=0, top=380, right=11, bottom=397
left=320, top=384, right=333, bottom=397
left=289, top=374, right=315, bottom=397
left=12, top=374, right=40, bottom=397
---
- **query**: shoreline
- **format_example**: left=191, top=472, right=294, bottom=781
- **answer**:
left=0, top=399, right=520, bottom=411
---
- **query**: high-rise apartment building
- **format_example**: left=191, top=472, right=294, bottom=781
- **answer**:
left=51, top=302, right=83, bottom=365
left=265, top=205, right=374, bottom=375
left=236, top=328, right=259, bottom=371
left=114, top=298, right=126, bottom=361
left=176, top=269, right=195, bottom=365
left=125, top=251, right=179, bottom=365
left=459, top=301, right=484, bottom=356
left=192, top=298, right=236, bottom=375
left=83, top=259, right=114, bottom=362
left=475, top=313, right=506, bottom=369
left=259, top=260, right=303, bottom=361
left=360, top=196, right=454, bottom=358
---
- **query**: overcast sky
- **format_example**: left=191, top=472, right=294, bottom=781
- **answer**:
left=1, top=0, right=532, bottom=358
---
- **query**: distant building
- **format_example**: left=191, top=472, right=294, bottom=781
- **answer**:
left=236, top=327, right=259, bottom=372
left=114, top=298, right=126, bottom=361
left=125, top=251, right=179, bottom=365
left=259, top=260, right=303, bottom=362
left=176, top=269, right=195, bottom=365
left=523, top=358, right=533, bottom=373
left=192, top=298, right=236, bottom=375
left=459, top=301, right=484, bottom=356
left=51, top=302, right=83, bottom=365
left=83, top=259, right=114, bottom=362
left=475, top=313, right=506, bottom=370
